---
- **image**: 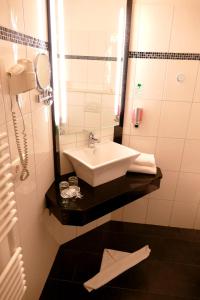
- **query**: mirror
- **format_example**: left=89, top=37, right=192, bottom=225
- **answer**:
left=48, top=0, right=130, bottom=175
left=49, top=0, right=127, bottom=132
left=35, top=53, right=51, bottom=91
left=34, top=53, right=53, bottom=105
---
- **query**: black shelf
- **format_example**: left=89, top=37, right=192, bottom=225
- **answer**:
left=46, top=168, right=162, bottom=226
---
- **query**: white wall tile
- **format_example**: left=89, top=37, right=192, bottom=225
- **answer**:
left=104, top=61, right=116, bottom=90
left=158, top=101, right=191, bottom=138
left=163, top=60, right=199, bottom=102
left=43, top=212, right=77, bottom=245
left=149, top=170, right=178, bottom=201
left=133, top=59, right=167, bottom=100
left=137, top=3, right=173, bottom=52
left=146, top=198, right=173, bottom=226
left=193, top=65, right=200, bottom=102
left=101, top=108, right=115, bottom=128
left=123, top=197, right=148, bottom=224
left=88, top=31, right=107, bottom=56
left=96, top=214, right=111, bottom=226
left=69, top=60, right=87, bottom=86
left=68, top=106, right=84, bottom=128
left=175, top=172, right=200, bottom=204
left=122, top=134, right=130, bottom=147
left=111, top=207, right=124, bottom=221
left=77, top=220, right=98, bottom=236
left=87, top=61, right=105, bottom=90
left=102, top=94, right=115, bottom=109
left=187, top=103, right=200, bottom=139
left=156, top=138, right=184, bottom=171
left=60, top=133, right=76, bottom=145
left=22, top=0, right=48, bottom=40
left=131, top=100, right=161, bottom=137
left=170, top=201, right=198, bottom=229
left=0, top=0, right=24, bottom=32
left=194, top=205, right=200, bottom=230
left=71, top=30, right=89, bottom=56
left=0, top=0, right=10, bottom=28
left=170, top=2, right=200, bottom=53
left=181, top=139, right=200, bottom=173
left=68, top=92, right=85, bottom=106
left=84, top=111, right=101, bottom=130
left=0, top=93, right=6, bottom=126
left=130, top=136, right=157, bottom=154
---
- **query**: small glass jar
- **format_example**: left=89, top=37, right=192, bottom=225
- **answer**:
left=59, top=181, right=69, bottom=192
left=68, top=176, right=78, bottom=186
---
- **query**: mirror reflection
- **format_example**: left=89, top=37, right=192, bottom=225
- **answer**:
left=50, top=0, right=127, bottom=134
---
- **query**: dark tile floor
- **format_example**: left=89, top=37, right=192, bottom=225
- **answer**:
left=40, top=221, right=200, bottom=300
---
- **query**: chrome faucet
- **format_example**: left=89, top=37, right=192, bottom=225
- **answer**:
left=88, top=132, right=99, bottom=148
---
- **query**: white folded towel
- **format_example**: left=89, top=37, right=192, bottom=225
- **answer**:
left=133, top=153, right=155, bottom=167
left=128, top=164, right=157, bottom=175
left=83, top=245, right=151, bottom=292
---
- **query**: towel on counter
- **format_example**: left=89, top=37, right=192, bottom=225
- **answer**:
left=133, top=153, right=155, bottom=167
left=128, top=152, right=156, bottom=174
left=128, top=164, right=157, bottom=174
left=83, top=245, right=151, bottom=292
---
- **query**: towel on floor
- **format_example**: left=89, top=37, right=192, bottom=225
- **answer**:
left=83, top=245, right=151, bottom=292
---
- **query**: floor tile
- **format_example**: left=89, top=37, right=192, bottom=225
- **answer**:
left=40, top=221, right=200, bottom=300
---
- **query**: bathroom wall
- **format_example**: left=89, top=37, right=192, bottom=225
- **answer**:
left=112, top=0, right=200, bottom=230
left=0, top=1, right=59, bottom=299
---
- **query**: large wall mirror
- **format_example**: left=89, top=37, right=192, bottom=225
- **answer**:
left=47, top=0, right=132, bottom=176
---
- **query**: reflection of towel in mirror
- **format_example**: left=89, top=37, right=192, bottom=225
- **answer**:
left=128, top=153, right=156, bottom=174
left=83, top=245, right=151, bottom=292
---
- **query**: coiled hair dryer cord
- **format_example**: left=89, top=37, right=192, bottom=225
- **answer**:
left=11, top=95, right=30, bottom=181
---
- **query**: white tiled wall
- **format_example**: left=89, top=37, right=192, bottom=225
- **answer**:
left=0, top=1, right=59, bottom=299
left=112, top=0, right=200, bottom=230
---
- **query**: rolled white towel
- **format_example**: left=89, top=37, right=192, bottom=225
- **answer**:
left=84, top=245, right=151, bottom=292
left=128, top=164, right=157, bottom=175
left=133, top=153, right=155, bottom=167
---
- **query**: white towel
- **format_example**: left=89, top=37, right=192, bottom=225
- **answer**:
left=83, top=245, right=151, bottom=292
left=128, top=164, right=157, bottom=175
left=133, top=153, right=155, bottom=167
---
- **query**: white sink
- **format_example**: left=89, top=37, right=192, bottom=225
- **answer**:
left=63, top=141, right=140, bottom=187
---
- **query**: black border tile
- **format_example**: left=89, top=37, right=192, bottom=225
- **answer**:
left=128, top=51, right=200, bottom=60
left=0, top=25, right=48, bottom=50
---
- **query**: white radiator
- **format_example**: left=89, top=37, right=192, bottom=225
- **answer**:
left=0, top=132, right=26, bottom=300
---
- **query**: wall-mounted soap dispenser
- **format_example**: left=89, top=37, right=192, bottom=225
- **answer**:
left=132, top=107, right=143, bottom=128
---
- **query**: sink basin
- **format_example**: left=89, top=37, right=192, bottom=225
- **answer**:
left=63, top=141, right=140, bottom=187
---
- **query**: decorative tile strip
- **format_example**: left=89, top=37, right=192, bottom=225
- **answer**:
left=64, top=54, right=117, bottom=61
left=0, top=26, right=48, bottom=50
left=129, top=51, right=200, bottom=60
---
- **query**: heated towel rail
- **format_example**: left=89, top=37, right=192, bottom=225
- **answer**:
left=0, top=132, right=26, bottom=300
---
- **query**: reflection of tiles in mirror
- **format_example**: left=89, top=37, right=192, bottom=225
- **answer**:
left=57, top=54, right=117, bottom=61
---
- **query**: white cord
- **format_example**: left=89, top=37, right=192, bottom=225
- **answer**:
left=10, top=95, right=29, bottom=181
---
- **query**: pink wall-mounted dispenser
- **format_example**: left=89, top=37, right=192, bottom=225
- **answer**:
left=132, top=108, right=143, bottom=128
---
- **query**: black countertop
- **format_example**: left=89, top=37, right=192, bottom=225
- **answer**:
left=46, top=168, right=162, bottom=226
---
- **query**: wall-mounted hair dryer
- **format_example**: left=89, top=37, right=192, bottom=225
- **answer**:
left=7, top=59, right=36, bottom=181
left=7, top=59, right=36, bottom=95
left=132, top=107, right=143, bottom=128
